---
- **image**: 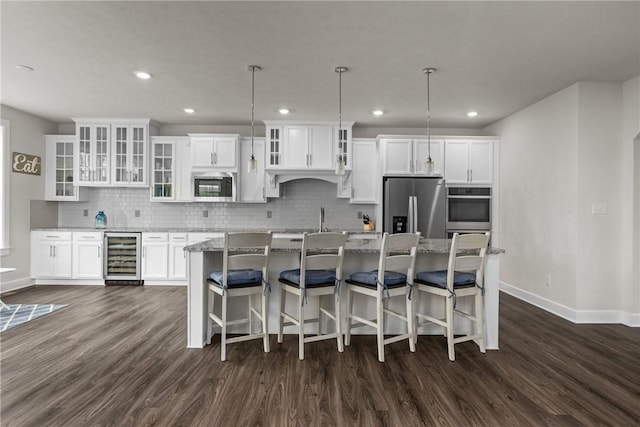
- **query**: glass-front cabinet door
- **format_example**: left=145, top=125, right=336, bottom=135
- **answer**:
left=45, top=135, right=87, bottom=201
left=75, top=123, right=110, bottom=186
left=112, top=124, right=147, bottom=186
left=150, top=138, right=175, bottom=200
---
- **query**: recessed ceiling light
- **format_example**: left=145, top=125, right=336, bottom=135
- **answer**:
left=278, top=108, right=289, bottom=115
left=134, top=70, right=152, bottom=80
left=467, top=111, right=478, bottom=117
left=372, top=110, right=384, bottom=116
left=183, top=108, right=195, bottom=114
left=15, top=64, right=34, bottom=71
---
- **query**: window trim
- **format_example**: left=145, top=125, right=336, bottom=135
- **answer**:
left=1, top=119, right=10, bottom=256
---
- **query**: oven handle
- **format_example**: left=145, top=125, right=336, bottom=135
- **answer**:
left=446, top=195, right=492, bottom=199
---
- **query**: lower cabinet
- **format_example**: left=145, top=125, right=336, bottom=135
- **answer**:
left=169, top=233, right=188, bottom=280
left=72, top=232, right=103, bottom=279
left=31, top=232, right=73, bottom=279
left=141, top=233, right=169, bottom=280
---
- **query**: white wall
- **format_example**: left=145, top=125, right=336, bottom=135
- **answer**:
left=486, top=79, right=640, bottom=325
left=622, top=76, right=640, bottom=322
left=485, top=85, right=580, bottom=310
left=0, top=105, right=57, bottom=292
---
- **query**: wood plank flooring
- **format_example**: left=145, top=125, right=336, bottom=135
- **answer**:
left=1, top=285, right=639, bottom=426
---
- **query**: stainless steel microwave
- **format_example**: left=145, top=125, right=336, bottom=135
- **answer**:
left=192, top=173, right=236, bottom=202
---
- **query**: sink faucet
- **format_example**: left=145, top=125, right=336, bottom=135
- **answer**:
left=319, top=206, right=326, bottom=233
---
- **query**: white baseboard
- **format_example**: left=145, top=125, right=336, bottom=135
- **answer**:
left=0, top=276, right=34, bottom=294
left=500, top=281, right=640, bottom=327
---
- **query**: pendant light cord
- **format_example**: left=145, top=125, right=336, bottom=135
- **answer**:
left=423, top=67, right=436, bottom=162
left=335, top=66, right=348, bottom=165
left=251, top=66, right=255, bottom=156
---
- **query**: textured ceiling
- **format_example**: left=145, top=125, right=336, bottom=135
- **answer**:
left=1, top=1, right=638, bottom=129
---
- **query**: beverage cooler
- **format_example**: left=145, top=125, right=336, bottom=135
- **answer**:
left=104, top=232, right=142, bottom=285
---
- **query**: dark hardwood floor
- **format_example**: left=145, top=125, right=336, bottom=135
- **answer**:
left=1, top=285, right=638, bottom=426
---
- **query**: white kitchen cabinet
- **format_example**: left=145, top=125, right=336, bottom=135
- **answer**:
left=75, top=123, right=111, bottom=186
left=264, top=121, right=353, bottom=170
left=350, top=138, right=379, bottom=204
left=380, top=137, right=444, bottom=176
left=31, top=232, right=73, bottom=279
left=239, top=137, right=266, bottom=203
left=72, top=232, right=103, bottom=279
left=168, top=233, right=188, bottom=280
left=74, top=119, right=156, bottom=187
left=44, top=135, right=88, bottom=201
left=111, top=123, right=148, bottom=186
left=444, top=139, right=493, bottom=185
left=188, top=232, right=224, bottom=245
left=141, top=233, right=169, bottom=280
left=150, top=137, right=191, bottom=202
left=189, top=134, right=239, bottom=171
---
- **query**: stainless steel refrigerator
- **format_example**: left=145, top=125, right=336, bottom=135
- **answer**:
left=383, top=177, right=446, bottom=238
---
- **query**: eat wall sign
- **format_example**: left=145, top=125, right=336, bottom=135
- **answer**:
left=12, top=152, right=42, bottom=176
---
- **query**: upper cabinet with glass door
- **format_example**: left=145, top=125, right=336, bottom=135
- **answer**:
left=44, top=135, right=88, bottom=201
left=263, top=121, right=353, bottom=170
left=73, top=119, right=157, bottom=187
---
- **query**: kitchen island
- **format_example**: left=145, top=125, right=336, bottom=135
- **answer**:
left=185, top=235, right=504, bottom=350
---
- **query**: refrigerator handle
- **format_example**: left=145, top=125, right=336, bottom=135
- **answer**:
left=408, top=196, right=417, bottom=233
left=412, top=196, right=418, bottom=233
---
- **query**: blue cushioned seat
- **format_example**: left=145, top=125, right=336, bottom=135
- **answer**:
left=208, top=269, right=263, bottom=288
left=279, top=269, right=336, bottom=288
left=414, top=270, right=476, bottom=289
left=346, top=270, right=407, bottom=289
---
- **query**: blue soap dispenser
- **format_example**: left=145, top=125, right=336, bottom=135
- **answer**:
left=95, top=211, right=107, bottom=229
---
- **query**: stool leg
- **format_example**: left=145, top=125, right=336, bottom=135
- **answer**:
left=445, top=294, right=455, bottom=362
left=263, top=287, right=270, bottom=353
left=207, top=289, right=214, bottom=345
left=298, top=292, right=305, bottom=360
left=407, top=291, right=415, bottom=353
left=345, top=285, right=353, bottom=346
left=335, top=291, right=343, bottom=353
left=476, top=292, right=486, bottom=354
left=248, top=294, right=253, bottom=335
left=221, top=293, right=228, bottom=362
left=377, top=291, right=385, bottom=363
left=278, top=287, right=285, bottom=344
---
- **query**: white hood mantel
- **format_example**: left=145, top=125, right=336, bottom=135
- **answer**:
left=266, top=169, right=351, bottom=189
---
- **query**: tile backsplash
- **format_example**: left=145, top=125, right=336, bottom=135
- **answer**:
left=57, top=179, right=375, bottom=231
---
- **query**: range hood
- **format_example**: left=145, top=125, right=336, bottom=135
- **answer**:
left=266, top=169, right=351, bottom=188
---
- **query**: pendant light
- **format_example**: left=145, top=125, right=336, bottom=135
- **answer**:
left=335, top=66, right=348, bottom=175
left=247, top=65, right=261, bottom=173
left=422, top=67, right=436, bottom=175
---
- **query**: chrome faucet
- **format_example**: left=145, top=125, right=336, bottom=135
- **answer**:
left=319, top=206, right=326, bottom=233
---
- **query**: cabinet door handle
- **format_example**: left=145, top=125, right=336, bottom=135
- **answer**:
left=308, top=154, right=312, bottom=166
left=49, top=245, right=52, bottom=257
left=469, top=169, right=473, bottom=182
left=53, top=245, right=56, bottom=258
left=143, top=247, right=147, bottom=258
left=98, top=246, right=101, bottom=258
left=210, top=152, right=214, bottom=165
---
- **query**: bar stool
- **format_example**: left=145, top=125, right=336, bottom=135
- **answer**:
left=206, top=232, right=272, bottom=361
left=345, top=232, right=420, bottom=363
left=414, top=232, right=490, bottom=361
left=277, top=232, right=347, bottom=360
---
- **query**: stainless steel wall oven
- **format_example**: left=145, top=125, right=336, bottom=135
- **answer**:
left=446, top=187, right=491, bottom=232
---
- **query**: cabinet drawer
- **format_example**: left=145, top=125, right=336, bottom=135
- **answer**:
left=35, top=231, right=72, bottom=241
left=188, top=232, right=224, bottom=244
left=170, top=233, right=188, bottom=242
left=143, top=232, right=169, bottom=242
left=73, top=232, right=103, bottom=241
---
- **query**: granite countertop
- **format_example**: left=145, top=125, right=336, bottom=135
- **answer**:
left=185, top=236, right=505, bottom=255
left=31, top=227, right=381, bottom=235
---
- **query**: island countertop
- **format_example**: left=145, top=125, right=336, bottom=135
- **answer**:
left=185, top=236, right=505, bottom=255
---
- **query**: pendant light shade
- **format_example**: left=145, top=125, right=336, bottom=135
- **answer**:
left=247, top=65, right=261, bottom=173
left=335, top=66, right=348, bottom=175
left=422, top=67, right=436, bottom=175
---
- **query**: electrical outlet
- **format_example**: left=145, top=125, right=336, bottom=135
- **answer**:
left=266, top=210, right=272, bottom=219
left=357, top=211, right=362, bottom=219
left=545, top=275, right=551, bottom=287
left=203, top=210, right=208, bottom=218
left=83, top=209, right=88, bottom=217
left=134, top=210, right=140, bottom=218
left=591, top=202, right=608, bottom=215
